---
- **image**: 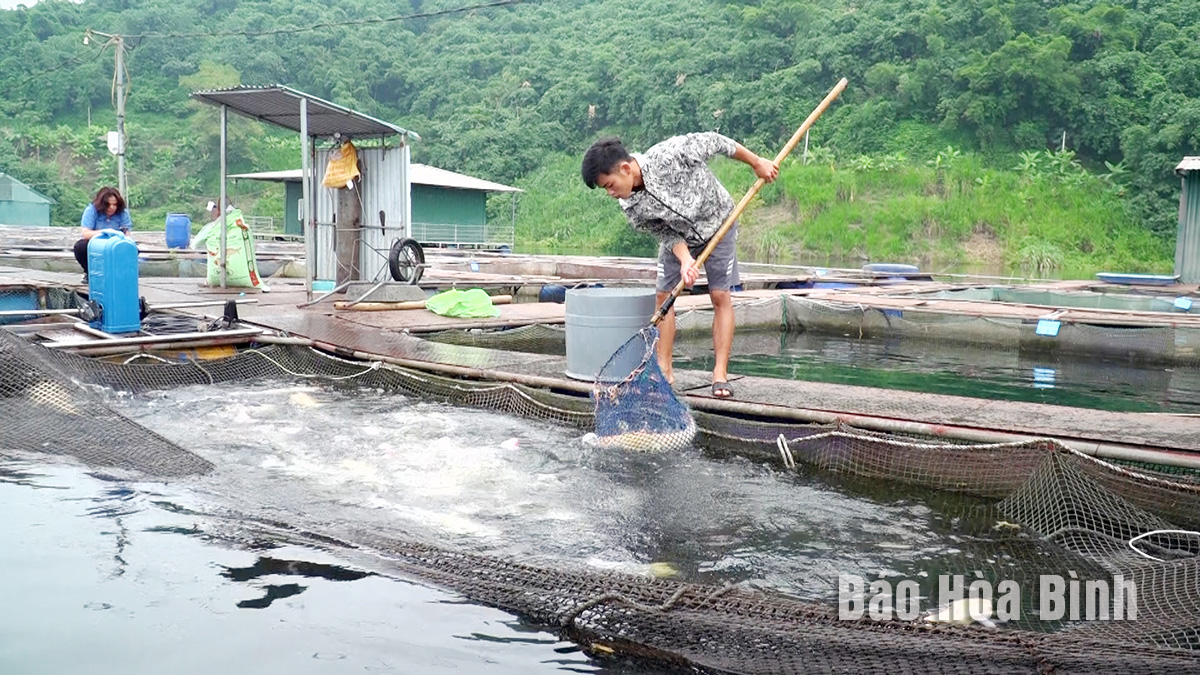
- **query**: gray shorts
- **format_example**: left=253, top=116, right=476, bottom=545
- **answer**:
left=656, top=225, right=740, bottom=292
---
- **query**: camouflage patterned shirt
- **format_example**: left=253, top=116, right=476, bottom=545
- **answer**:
left=619, top=132, right=738, bottom=249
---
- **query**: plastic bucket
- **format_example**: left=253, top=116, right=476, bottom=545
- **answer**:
left=565, top=287, right=656, bottom=382
left=165, top=213, right=191, bottom=249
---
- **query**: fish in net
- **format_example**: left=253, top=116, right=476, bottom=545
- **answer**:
left=589, top=327, right=696, bottom=452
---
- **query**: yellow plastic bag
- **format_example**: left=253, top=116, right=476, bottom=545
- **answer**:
left=322, top=141, right=360, bottom=188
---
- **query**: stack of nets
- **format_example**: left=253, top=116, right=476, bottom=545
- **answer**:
left=590, top=327, right=696, bottom=452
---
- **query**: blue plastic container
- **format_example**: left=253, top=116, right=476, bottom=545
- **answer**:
left=88, top=229, right=141, bottom=334
left=165, top=213, right=191, bottom=249
left=539, top=284, right=567, bottom=303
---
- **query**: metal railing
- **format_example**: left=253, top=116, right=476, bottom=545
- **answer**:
left=409, top=220, right=514, bottom=250
left=243, top=215, right=279, bottom=233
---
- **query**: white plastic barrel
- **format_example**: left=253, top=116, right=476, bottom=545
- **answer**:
left=565, top=287, right=657, bottom=382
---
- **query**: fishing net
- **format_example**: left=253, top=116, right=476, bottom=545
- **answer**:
left=0, top=329, right=212, bottom=476
left=784, top=295, right=1200, bottom=364
left=4, top=330, right=1200, bottom=671
left=0, top=285, right=85, bottom=326
left=590, top=326, right=696, bottom=452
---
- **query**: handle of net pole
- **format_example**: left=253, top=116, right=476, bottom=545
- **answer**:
left=650, top=294, right=677, bottom=326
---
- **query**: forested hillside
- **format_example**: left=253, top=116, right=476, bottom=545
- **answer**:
left=2, top=0, right=1197, bottom=270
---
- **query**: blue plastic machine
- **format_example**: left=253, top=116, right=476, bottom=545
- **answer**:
left=87, top=229, right=141, bottom=334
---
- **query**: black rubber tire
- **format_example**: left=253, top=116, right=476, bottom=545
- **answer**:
left=389, top=237, right=425, bottom=284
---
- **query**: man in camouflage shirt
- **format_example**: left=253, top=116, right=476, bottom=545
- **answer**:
left=582, top=133, right=778, bottom=398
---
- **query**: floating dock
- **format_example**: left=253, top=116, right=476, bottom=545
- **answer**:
left=3, top=246, right=1199, bottom=469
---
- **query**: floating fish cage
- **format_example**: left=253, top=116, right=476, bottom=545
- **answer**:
left=3, top=302, right=1200, bottom=672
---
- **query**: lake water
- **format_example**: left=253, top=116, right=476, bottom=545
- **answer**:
left=0, top=378, right=1031, bottom=673
left=675, top=330, right=1200, bottom=414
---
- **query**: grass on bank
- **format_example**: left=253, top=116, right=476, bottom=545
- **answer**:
left=509, top=148, right=1174, bottom=275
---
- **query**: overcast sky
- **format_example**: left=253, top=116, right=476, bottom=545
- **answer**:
left=0, top=0, right=40, bottom=8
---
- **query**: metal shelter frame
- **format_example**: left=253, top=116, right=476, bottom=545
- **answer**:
left=190, top=85, right=419, bottom=299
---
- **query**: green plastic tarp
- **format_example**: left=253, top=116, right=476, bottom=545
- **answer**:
left=424, top=288, right=501, bottom=318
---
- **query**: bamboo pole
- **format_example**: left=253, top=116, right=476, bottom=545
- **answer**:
left=3, top=322, right=76, bottom=335
left=0, top=299, right=257, bottom=318
left=798, top=292, right=1200, bottom=327
left=0, top=307, right=82, bottom=317
left=45, top=327, right=265, bottom=350
left=66, top=335, right=257, bottom=357
left=72, top=322, right=116, bottom=340
left=333, top=295, right=513, bottom=312
left=253, top=334, right=1200, bottom=469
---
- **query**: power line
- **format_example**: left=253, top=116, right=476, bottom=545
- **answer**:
left=99, top=0, right=528, bottom=41
left=14, top=48, right=107, bottom=88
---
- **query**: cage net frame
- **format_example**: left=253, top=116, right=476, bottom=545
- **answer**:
left=2, top=330, right=1200, bottom=672
left=783, top=295, right=1200, bottom=365
left=419, top=293, right=1200, bottom=367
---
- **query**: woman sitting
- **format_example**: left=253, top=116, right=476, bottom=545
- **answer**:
left=75, top=187, right=132, bottom=284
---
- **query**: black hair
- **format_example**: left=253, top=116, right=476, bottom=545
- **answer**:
left=92, top=186, right=126, bottom=214
left=581, top=137, right=632, bottom=188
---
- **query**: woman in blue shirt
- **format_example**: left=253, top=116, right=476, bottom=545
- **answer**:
left=74, top=186, right=132, bottom=283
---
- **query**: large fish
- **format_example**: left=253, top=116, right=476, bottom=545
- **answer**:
left=921, top=597, right=997, bottom=629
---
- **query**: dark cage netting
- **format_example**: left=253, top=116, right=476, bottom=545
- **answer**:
left=2, top=329, right=1200, bottom=673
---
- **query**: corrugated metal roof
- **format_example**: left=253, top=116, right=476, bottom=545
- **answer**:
left=229, top=164, right=522, bottom=193
left=0, top=173, right=53, bottom=204
left=227, top=169, right=301, bottom=182
left=409, top=164, right=522, bottom=193
left=190, top=85, right=418, bottom=140
left=1176, top=157, right=1200, bottom=175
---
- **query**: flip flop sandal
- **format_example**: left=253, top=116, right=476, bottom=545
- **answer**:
left=711, top=381, right=733, bottom=399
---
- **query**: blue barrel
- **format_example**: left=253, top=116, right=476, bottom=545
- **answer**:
left=539, top=284, right=567, bottom=303
left=565, top=287, right=656, bottom=382
left=165, top=213, right=191, bottom=249
left=88, top=230, right=141, bottom=334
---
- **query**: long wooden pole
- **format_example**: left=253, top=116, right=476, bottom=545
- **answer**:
left=45, top=327, right=264, bottom=350
left=332, top=295, right=512, bottom=311
left=652, top=77, right=849, bottom=325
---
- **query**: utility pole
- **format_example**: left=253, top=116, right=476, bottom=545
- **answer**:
left=114, top=34, right=126, bottom=198
left=85, top=29, right=128, bottom=196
